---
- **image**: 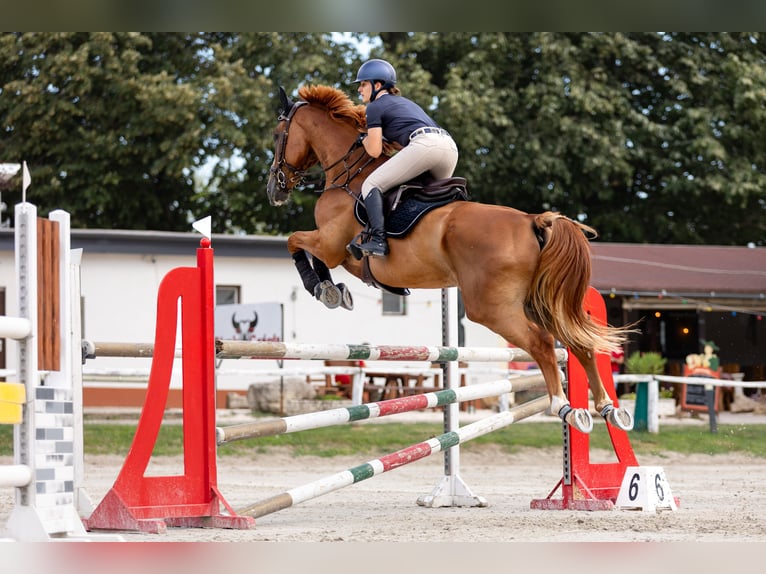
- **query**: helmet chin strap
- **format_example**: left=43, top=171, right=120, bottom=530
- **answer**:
left=370, top=81, right=391, bottom=101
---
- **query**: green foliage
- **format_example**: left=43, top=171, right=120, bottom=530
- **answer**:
left=317, top=394, right=349, bottom=401
left=0, top=32, right=357, bottom=233
left=2, top=32, right=764, bottom=245
left=618, top=388, right=674, bottom=400
left=625, top=351, right=668, bottom=375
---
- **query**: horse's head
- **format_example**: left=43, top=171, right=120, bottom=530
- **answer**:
left=266, top=87, right=314, bottom=206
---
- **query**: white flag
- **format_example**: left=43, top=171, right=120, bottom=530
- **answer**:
left=22, top=161, right=31, bottom=191
left=192, top=215, right=212, bottom=239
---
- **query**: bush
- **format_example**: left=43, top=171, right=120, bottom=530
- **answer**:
left=625, top=351, right=667, bottom=375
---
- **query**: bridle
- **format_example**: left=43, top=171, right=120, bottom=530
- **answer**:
left=270, top=100, right=311, bottom=191
left=271, top=100, right=376, bottom=196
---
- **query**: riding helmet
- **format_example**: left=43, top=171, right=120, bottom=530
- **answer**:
left=354, top=59, right=397, bottom=86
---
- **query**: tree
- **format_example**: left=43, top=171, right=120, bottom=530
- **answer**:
left=2, top=32, right=764, bottom=245
left=0, top=32, right=356, bottom=232
left=378, top=32, right=766, bottom=245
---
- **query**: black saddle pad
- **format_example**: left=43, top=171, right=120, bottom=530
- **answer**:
left=354, top=190, right=467, bottom=238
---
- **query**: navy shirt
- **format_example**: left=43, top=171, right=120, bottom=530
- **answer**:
left=365, top=94, right=439, bottom=147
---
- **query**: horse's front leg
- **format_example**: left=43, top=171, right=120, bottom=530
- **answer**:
left=312, top=257, right=353, bottom=310
left=570, top=347, right=633, bottom=431
left=288, top=232, right=353, bottom=310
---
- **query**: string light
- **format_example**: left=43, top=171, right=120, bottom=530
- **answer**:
left=605, top=288, right=766, bottom=318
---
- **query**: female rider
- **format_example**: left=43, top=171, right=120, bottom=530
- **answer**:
left=350, top=58, right=459, bottom=257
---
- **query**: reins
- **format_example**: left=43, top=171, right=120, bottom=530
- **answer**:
left=322, top=141, right=376, bottom=197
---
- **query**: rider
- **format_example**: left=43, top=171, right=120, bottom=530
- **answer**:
left=351, top=58, right=459, bottom=257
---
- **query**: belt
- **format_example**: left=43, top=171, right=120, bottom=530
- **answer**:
left=409, top=126, right=450, bottom=140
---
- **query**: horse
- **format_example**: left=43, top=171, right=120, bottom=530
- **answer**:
left=266, top=84, right=633, bottom=433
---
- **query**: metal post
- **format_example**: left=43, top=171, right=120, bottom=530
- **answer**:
left=705, top=384, right=718, bottom=433
left=417, top=287, right=486, bottom=508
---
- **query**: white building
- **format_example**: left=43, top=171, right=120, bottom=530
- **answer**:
left=1, top=218, right=507, bottom=403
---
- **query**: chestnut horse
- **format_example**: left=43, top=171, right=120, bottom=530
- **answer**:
left=266, top=84, right=633, bottom=433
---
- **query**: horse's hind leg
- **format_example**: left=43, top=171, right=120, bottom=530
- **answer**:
left=483, top=308, right=594, bottom=433
left=524, top=331, right=595, bottom=434
left=569, top=347, right=633, bottom=431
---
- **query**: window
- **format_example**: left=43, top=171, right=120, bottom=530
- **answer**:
left=381, top=291, right=406, bottom=316
left=216, top=285, right=240, bottom=306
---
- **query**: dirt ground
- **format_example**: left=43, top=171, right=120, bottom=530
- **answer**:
left=103, top=447, right=765, bottom=543
left=0, top=415, right=766, bottom=574
left=3, top=409, right=766, bottom=546
left=3, top=416, right=766, bottom=574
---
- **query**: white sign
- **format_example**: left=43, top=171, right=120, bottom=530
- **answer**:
left=615, top=466, right=678, bottom=512
left=214, top=303, right=283, bottom=342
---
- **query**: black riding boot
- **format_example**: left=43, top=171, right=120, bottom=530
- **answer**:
left=356, top=188, right=389, bottom=257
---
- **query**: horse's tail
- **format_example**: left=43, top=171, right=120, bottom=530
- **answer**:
left=526, top=212, right=628, bottom=354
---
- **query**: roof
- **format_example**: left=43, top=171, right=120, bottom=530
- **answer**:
left=590, top=243, right=766, bottom=306
left=0, top=228, right=292, bottom=259
left=3, top=226, right=765, bottom=305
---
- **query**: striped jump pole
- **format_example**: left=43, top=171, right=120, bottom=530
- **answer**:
left=237, top=395, right=550, bottom=519
left=81, top=341, right=177, bottom=359
left=84, top=340, right=565, bottom=365
left=216, top=337, right=566, bottom=510
left=215, top=339, right=567, bottom=364
left=217, top=374, right=546, bottom=444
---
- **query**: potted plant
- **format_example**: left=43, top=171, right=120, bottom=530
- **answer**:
left=622, top=352, right=675, bottom=420
left=625, top=351, right=667, bottom=375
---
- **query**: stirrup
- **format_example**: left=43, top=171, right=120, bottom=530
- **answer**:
left=346, top=241, right=364, bottom=260
left=358, top=239, right=388, bottom=257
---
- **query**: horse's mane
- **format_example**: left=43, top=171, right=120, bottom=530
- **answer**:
left=298, top=84, right=367, bottom=130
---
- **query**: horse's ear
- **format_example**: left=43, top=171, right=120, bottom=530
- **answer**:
left=278, top=86, right=294, bottom=117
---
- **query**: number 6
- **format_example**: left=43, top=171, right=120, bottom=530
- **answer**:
left=654, top=473, right=665, bottom=501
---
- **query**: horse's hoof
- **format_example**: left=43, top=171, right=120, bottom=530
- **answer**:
left=314, top=280, right=341, bottom=309
left=337, top=283, right=354, bottom=310
left=603, top=405, right=634, bottom=431
left=563, top=407, right=594, bottom=434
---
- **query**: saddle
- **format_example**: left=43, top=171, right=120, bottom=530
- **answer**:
left=353, top=174, right=470, bottom=237
left=351, top=175, right=470, bottom=296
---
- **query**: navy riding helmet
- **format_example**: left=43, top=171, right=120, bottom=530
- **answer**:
left=354, top=59, right=397, bottom=87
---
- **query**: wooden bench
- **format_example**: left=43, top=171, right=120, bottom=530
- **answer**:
left=364, top=364, right=475, bottom=411
left=308, top=360, right=364, bottom=399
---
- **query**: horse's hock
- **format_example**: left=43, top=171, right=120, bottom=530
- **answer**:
left=247, top=378, right=343, bottom=415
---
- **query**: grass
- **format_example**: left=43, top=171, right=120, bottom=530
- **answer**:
left=2, top=418, right=765, bottom=459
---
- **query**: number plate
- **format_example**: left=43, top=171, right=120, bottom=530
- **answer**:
left=615, top=466, right=678, bottom=512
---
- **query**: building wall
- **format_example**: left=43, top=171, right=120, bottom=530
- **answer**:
left=1, top=245, right=505, bottom=392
